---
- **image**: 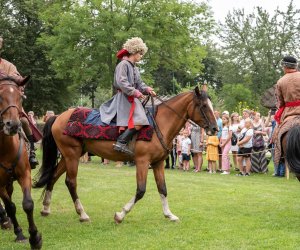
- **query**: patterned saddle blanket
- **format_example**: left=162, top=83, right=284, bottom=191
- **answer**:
left=63, top=107, right=154, bottom=141
left=274, top=116, right=300, bottom=166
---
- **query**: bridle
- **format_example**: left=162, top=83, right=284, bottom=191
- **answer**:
left=0, top=78, right=24, bottom=175
left=146, top=92, right=214, bottom=153
left=155, top=91, right=213, bottom=129
left=0, top=79, right=22, bottom=125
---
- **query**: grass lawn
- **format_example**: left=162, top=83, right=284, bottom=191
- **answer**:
left=1, top=154, right=300, bottom=250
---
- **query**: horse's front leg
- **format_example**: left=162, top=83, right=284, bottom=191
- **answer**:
left=0, top=200, right=12, bottom=230
left=0, top=186, right=26, bottom=242
left=65, top=157, right=90, bottom=222
left=152, top=160, right=179, bottom=222
left=114, top=159, right=149, bottom=224
left=19, top=171, right=43, bottom=249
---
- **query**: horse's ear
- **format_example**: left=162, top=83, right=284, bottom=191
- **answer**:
left=194, top=85, right=201, bottom=97
left=19, top=75, right=31, bottom=87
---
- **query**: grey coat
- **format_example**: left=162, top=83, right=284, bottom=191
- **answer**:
left=99, top=60, right=150, bottom=127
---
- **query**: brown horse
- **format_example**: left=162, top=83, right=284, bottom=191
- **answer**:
left=34, top=86, right=217, bottom=223
left=0, top=77, right=42, bottom=249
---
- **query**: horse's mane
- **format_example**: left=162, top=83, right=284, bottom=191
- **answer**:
left=146, top=90, right=210, bottom=107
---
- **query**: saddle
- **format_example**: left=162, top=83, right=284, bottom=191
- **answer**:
left=63, top=107, right=154, bottom=141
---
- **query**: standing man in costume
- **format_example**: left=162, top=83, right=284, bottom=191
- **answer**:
left=0, top=36, right=39, bottom=168
left=100, top=37, right=156, bottom=155
left=275, top=56, right=300, bottom=125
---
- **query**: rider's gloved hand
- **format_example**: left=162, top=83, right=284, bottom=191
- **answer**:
left=146, top=87, right=156, bottom=97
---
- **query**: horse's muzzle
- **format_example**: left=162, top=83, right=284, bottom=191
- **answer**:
left=3, top=120, right=21, bottom=136
left=205, top=125, right=218, bottom=136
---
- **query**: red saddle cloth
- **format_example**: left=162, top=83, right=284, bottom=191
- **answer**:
left=63, top=107, right=153, bottom=141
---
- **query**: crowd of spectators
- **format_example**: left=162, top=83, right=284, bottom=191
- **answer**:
left=165, top=109, right=285, bottom=177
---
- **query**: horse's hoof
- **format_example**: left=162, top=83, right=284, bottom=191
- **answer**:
left=164, top=214, right=180, bottom=222
left=1, top=218, right=12, bottom=230
left=29, top=232, right=42, bottom=250
left=40, top=210, right=50, bottom=217
left=114, top=212, right=123, bottom=224
left=15, top=235, right=27, bottom=243
left=79, top=217, right=90, bottom=223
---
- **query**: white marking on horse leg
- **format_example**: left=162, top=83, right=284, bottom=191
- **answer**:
left=114, top=196, right=135, bottom=223
left=74, top=199, right=90, bottom=222
left=41, top=190, right=52, bottom=216
left=160, top=194, right=179, bottom=222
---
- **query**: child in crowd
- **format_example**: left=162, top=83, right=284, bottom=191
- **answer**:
left=181, top=130, right=191, bottom=171
left=206, top=133, right=220, bottom=174
left=220, top=114, right=232, bottom=175
left=237, top=118, right=254, bottom=176
left=176, top=129, right=184, bottom=169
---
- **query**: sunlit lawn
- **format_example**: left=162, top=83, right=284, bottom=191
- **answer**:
left=1, top=153, right=300, bottom=250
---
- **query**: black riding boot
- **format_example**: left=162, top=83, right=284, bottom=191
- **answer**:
left=113, top=128, right=138, bottom=156
left=27, top=135, right=39, bottom=169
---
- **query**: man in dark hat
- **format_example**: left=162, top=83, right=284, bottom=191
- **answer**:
left=0, top=36, right=39, bottom=168
left=275, top=55, right=300, bottom=125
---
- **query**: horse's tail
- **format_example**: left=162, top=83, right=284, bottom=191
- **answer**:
left=33, top=116, right=58, bottom=190
left=286, top=125, right=300, bottom=174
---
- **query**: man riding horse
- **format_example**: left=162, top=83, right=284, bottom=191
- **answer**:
left=100, top=37, right=156, bottom=156
left=0, top=36, right=38, bottom=168
left=275, top=56, right=300, bottom=125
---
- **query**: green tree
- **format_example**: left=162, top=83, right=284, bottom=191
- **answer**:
left=0, top=0, right=72, bottom=115
left=38, top=0, right=214, bottom=97
left=220, top=83, right=254, bottom=113
left=219, top=0, right=300, bottom=100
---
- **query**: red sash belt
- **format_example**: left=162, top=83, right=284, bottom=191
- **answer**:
left=117, top=89, right=135, bottom=129
left=127, top=96, right=135, bottom=129
left=274, top=100, right=300, bottom=124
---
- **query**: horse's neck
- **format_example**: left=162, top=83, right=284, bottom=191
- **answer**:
left=156, top=93, right=192, bottom=146
left=0, top=134, right=15, bottom=157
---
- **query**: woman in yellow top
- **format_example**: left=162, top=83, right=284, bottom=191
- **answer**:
left=206, top=134, right=220, bottom=173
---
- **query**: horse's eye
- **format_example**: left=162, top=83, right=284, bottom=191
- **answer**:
left=202, top=104, right=207, bottom=109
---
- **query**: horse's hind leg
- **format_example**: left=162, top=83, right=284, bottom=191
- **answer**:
left=64, top=156, right=90, bottom=222
left=0, top=200, right=12, bottom=230
left=114, top=159, right=149, bottom=224
left=152, top=160, right=179, bottom=222
left=18, top=170, right=42, bottom=249
left=0, top=186, right=27, bottom=242
left=41, top=157, right=66, bottom=216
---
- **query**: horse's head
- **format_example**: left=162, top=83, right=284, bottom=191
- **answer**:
left=0, top=77, right=25, bottom=136
left=187, top=85, right=218, bottom=136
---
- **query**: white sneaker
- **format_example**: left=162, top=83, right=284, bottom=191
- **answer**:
left=221, top=171, right=230, bottom=175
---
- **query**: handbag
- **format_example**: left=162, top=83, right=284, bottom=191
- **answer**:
left=231, top=133, right=238, bottom=146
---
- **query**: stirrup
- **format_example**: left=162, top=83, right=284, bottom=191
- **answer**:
left=29, top=151, right=39, bottom=169
left=113, top=142, right=134, bottom=156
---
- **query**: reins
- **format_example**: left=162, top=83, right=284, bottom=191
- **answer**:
left=146, top=93, right=211, bottom=153
left=154, top=95, right=199, bottom=127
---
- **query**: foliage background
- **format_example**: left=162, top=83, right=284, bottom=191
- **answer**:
left=0, top=0, right=299, bottom=115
